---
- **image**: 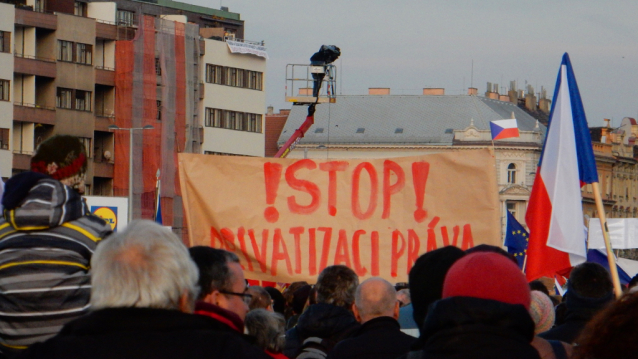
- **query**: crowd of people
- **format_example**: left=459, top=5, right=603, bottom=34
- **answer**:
left=1, top=135, right=637, bottom=359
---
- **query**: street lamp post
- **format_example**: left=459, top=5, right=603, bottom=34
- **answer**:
left=108, top=124, right=155, bottom=223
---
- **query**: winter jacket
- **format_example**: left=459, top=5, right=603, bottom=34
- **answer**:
left=538, top=287, right=612, bottom=344
left=403, top=297, right=541, bottom=359
left=283, top=303, right=360, bottom=358
left=327, top=316, right=416, bottom=359
left=0, top=173, right=111, bottom=358
left=18, top=307, right=271, bottom=359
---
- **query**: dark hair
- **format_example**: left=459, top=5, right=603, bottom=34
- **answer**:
left=570, top=262, right=613, bottom=299
left=188, top=246, right=239, bottom=300
left=315, top=265, right=359, bottom=309
left=283, top=281, right=309, bottom=319
left=574, top=292, right=638, bottom=358
left=247, top=286, right=272, bottom=311
left=628, top=274, right=638, bottom=290
left=31, top=135, right=87, bottom=180
left=265, top=287, right=285, bottom=315
left=292, top=285, right=312, bottom=314
left=465, top=244, right=518, bottom=265
left=529, top=280, right=550, bottom=297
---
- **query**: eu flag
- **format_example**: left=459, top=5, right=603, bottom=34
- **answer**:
left=505, top=211, right=529, bottom=269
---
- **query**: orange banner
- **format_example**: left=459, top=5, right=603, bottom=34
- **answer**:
left=178, top=149, right=501, bottom=283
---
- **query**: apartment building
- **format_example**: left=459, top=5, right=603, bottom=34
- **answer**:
left=201, top=29, right=266, bottom=156
left=1, top=0, right=266, bottom=241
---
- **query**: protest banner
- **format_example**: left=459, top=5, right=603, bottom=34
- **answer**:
left=178, top=149, right=501, bottom=283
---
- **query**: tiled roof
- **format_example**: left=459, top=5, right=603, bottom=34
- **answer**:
left=277, top=95, right=545, bottom=146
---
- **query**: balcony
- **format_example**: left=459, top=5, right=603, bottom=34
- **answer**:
left=15, top=9, right=56, bottom=30
left=14, top=103, right=56, bottom=125
left=96, top=21, right=117, bottom=40
left=14, top=54, right=56, bottom=78
left=12, top=152, right=32, bottom=171
left=94, top=113, right=115, bottom=131
left=95, top=67, right=115, bottom=86
left=93, top=159, right=114, bottom=178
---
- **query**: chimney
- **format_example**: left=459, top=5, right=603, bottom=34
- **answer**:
left=467, top=87, right=478, bottom=96
left=267, top=106, right=274, bottom=115
left=604, top=118, right=611, bottom=128
left=485, top=82, right=498, bottom=99
left=369, top=88, right=390, bottom=95
left=279, top=109, right=290, bottom=116
left=499, top=94, right=510, bottom=102
left=423, top=88, right=445, bottom=95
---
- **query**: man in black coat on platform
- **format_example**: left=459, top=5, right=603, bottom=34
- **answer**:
left=19, top=220, right=270, bottom=359
left=327, top=277, right=416, bottom=359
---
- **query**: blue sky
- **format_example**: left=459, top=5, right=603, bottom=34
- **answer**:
left=187, top=0, right=638, bottom=127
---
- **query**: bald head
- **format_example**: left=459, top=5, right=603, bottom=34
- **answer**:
left=354, top=277, right=399, bottom=323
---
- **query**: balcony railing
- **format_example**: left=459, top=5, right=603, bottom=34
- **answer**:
left=14, top=52, right=56, bottom=63
left=14, top=102, right=55, bottom=111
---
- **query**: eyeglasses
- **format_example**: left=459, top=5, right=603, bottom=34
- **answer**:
left=219, top=290, right=253, bottom=305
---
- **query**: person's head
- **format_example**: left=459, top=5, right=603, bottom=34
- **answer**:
left=315, top=265, right=359, bottom=310
left=31, top=135, right=88, bottom=194
left=283, top=281, right=308, bottom=319
left=529, top=280, right=550, bottom=297
left=353, top=277, right=399, bottom=324
left=574, top=292, right=638, bottom=359
left=90, top=220, right=198, bottom=312
left=188, top=246, right=249, bottom=320
left=409, top=246, right=466, bottom=328
left=397, top=288, right=411, bottom=307
left=529, top=290, right=555, bottom=334
left=247, top=286, right=272, bottom=311
left=265, top=287, right=285, bottom=315
left=465, top=244, right=518, bottom=265
left=569, top=262, right=613, bottom=299
left=292, top=284, right=312, bottom=315
left=244, top=309, right=286, bottom=354
left=443, top=252, right=531, bottom=310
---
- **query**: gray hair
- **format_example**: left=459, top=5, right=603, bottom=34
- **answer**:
left=315, top=265, right=359, bottom=309
left=90, top=220, right=199, bottom=311
left=355, top=277, right=397, bottom=318
left=245, top=309, right=286, bottom=353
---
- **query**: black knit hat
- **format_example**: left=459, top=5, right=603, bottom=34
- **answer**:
left=409, top=246, right=466, bottom=328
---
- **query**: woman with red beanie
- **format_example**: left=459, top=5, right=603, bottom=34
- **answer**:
left=406, top=252, right=541, bottom=359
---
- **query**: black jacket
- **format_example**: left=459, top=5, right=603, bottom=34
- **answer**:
left=284, top=303, right=360, bottom=358
left=404, top=297, right=540, bottom=359
left=326, top=316, right=416, bottom=359
left=538, top=288, right=613, bottom=344
left=18, top=307, right=271, bottom=359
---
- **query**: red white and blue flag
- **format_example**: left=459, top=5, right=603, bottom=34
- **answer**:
left=525, top=53, right=598, bottom=281
left=490, top=119, right=520, bottom=140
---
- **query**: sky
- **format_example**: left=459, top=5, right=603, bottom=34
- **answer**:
left=187, top=0, right=638, bottom=127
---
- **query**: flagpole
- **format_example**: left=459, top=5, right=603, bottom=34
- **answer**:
left=591, top=182, right=623, bottom=298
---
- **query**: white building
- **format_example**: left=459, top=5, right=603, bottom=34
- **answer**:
left=200, top=34, right=266, bottom=157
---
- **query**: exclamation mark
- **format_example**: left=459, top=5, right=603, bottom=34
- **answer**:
left=263, top=162, right=283, bottom=223
left=412, top=162, right=430, bottom=223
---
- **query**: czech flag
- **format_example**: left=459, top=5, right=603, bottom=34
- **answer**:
left=490, top=119, right=519, bottom=140
left=525, top=53, right=598, bottom=281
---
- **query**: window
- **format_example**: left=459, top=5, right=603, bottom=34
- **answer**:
left=206, top=64, right=263, bottom=90
left=507, top=163, right=516, bottom=184
left=79, top=137, right=92, bottom=158
left=74, top=1, right=87, bottom=16
left=506, top=201, right=517, bottom=218
left=0, top=80, right=9, bottom=101
left=156, top=100, right=161, bottom=120
left=249, top=114, right=262, bottom=133
left=226, top=67, right=237, bottom=86
left=0, top=128, right=9, bottom=150
left=75, top=90, right=91, bottom=111
left=155, top=57, right=161, bottom=76
left=205, top=108, right=262, bottom=133
left=57, top=40, right=73, bottom=62
left=34, top=0, right=45, bottom=12
left=57, top=88, right=73, bottom=109
left=247, top=70, right=263, bottom=90
left=0, top=31, right=10, bottom=53
left=75, top=43, right=92, bottom=65
left=206, top=64, right=223, bottom=84
left=226, top=111, right=236, bottom=129
left=117, top=10, right=135, bottom=26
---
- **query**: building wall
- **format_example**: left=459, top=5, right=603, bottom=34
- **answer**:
left=201, top=38, right=266, bottom=156
left=0, top=3, right=15, bottom=176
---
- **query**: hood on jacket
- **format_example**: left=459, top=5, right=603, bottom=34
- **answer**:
left=295, top=303, right=359, bottom=339
left=3, top=172, right=88, bottom=230
left=563, top=281, right=613, bottom=322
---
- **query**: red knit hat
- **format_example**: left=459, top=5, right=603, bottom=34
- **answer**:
left=442, top=252, right=531, bottom=309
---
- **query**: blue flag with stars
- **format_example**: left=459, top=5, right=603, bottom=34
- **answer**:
left=504, top=211, right=529, bottom=269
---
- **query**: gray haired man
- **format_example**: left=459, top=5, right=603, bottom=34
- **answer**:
left=20, top=220, right=269, bottom=359
left=327, top=277, right=416, bottom=359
